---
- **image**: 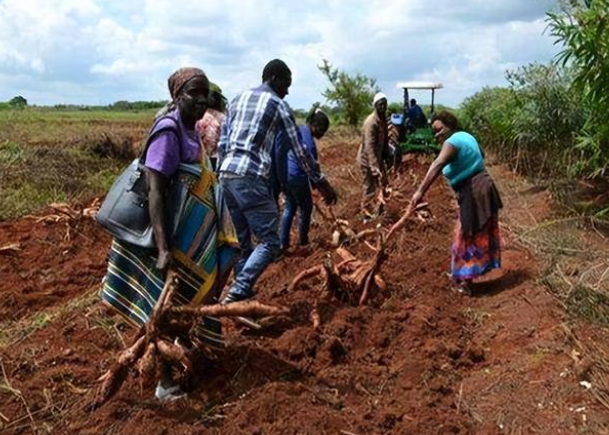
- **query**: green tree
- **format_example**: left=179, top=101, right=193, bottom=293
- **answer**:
left=8, top=96, right=27, bottom=108
left=111, top=100, right=132, bottom=111
left=318, top=59, right=379, bottom=127
left=387, top=102, right=403, bottom=115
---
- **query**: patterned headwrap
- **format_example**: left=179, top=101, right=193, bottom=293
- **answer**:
left=168, top=67, right=207, bottom=101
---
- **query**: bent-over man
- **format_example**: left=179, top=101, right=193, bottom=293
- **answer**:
left=357, top=92, right=389, bottom=217
left=218, top=59, right=337, bottom=304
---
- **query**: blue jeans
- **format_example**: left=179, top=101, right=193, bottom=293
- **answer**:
left=280, top=177, right=313, bottom=249
left=221, top=175, right=280, bottom=299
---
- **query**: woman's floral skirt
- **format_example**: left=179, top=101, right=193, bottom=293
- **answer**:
left=451, top=215, right=501, bottom=281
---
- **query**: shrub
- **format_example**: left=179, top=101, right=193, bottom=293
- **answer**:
left=460, top=63, right=583, bottom=176
left=318, top=60, right=379, bottom=127
left=387, top=102, right=403, bottom=115
left=8, top=96, right=27, bottom=108
left=460, top=1, right=609, bottom=179
left=547, top=0, right=609, bottom=177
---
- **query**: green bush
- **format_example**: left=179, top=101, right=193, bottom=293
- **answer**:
left=460, top=2, right=609, bottom=179
left=460, top=63, right=583, bottom=176
left=9, top=96, right=27, bottom=108
left=318, top=59, right=379, bottom=127
left=547, top=0, right=609, bottom=177
left=460, top=87, right=519, bottom=149
left=508, top=63, right=584, bottom=174
left=387, top=102, right=403, bottom=115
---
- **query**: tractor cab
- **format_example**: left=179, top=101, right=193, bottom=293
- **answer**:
left=392, top=81, right=443, bottom=154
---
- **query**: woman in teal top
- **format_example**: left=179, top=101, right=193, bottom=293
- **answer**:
left=441, top=131, right=485, bottom=187
left=410, top=111, right=503, bottom=295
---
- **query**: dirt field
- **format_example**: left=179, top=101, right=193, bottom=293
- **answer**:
left=1, top=137, right=609, bottom=435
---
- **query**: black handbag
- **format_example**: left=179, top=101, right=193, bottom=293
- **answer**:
left=95, top=115, right=183, bottom=249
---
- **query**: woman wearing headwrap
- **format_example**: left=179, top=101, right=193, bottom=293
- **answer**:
left=99, top=67, right=239, bottom=401
left=148, top=67, right=210, bottom=267
left=409, top=111, right=502, bottom=295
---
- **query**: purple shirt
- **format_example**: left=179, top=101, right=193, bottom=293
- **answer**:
left=145, top=109, right=202, bottom=177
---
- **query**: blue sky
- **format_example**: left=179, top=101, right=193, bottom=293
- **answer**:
left=0, top=0, right=560, bottom=109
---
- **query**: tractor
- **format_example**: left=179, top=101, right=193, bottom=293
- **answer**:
left=390, top=81, right=443, bottom=154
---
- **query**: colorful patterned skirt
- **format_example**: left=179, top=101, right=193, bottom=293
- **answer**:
left=451, top=215, right=501, bottom=282
left=100, top=163, right=239, bottom=352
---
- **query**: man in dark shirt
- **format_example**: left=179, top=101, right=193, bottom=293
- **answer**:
left=408, top=98, right=427, bottom=128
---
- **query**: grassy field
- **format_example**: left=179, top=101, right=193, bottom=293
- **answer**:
left=0, top=108, right=155, bottom=220
left=0, top=107, right=353, bottom=221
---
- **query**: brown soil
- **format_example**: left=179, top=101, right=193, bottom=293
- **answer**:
left=0, top=217, right=110, bottom=323
left=1, top=140, right=608, bottom=435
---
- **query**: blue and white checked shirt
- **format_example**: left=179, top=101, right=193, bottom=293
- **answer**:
left=218, top=84, right=323, bottom=183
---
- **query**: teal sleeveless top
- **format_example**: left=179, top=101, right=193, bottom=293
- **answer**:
left=442, top=131, right=484, bottom=187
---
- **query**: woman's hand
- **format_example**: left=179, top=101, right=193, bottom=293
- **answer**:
left=146, top=169, right=171, bottom=269
left=409, top=141, right=457, bottom=213
left=409, top=190, right=424, bottom=212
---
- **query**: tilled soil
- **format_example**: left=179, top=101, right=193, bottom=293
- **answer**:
left=1, top=141, right=608, bottom=435
left=0, top=217, right=110, bottom=323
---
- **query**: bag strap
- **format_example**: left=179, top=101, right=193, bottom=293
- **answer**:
left=139, top=114, right=183, bottom=166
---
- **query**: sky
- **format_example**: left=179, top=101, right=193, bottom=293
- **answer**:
left=0, top=0, right=561, bottom=109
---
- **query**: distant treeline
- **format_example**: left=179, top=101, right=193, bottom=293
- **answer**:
left=1, top=94, right=450, bottom=125
left=0, top=98, right=337, bottom=118
left=0, top=97, right=168, bottom=112
left=104, top=100, right=168, bottom=111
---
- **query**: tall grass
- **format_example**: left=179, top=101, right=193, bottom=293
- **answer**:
left=461, top=1, right=609, bottom=181
left=0, top=108, right=153, bottom=149
left=547, top=0, right=609, bottom=177
left=0, top=108, right=153, bottom=220
left=460, top=63, right=584, bottom=177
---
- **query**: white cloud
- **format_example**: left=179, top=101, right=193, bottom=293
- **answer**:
left=0, top=0, right=560, bottom=107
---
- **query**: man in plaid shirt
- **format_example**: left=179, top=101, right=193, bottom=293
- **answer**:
left=218, top=59, right=337, bottom=304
